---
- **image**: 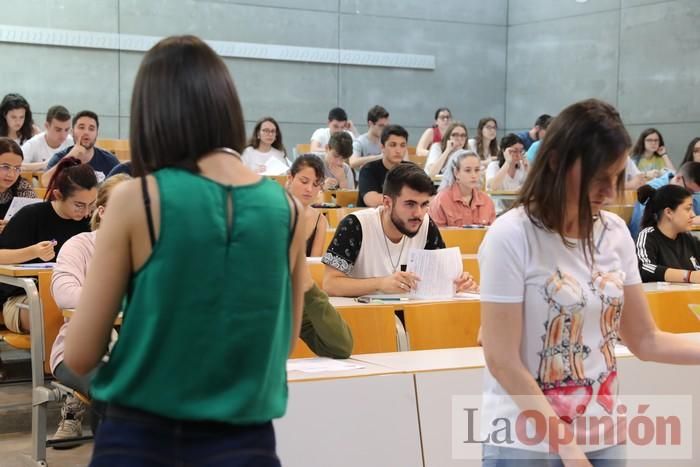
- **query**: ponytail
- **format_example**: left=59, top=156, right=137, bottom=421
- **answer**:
left=640, top=184, right=692, bottom=229
left=44, top=157, right=98, bottom=201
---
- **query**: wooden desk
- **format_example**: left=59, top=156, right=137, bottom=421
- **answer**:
left=62, top=308, right=123, bottom=326
left=605, top=204, right=634, bottom=223
left=322, top=190, right=358, bottom=207
left=643, top=283, right=700, bottom=333
left=306, top=254, right=480, bottom=288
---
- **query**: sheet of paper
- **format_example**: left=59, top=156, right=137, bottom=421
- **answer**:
left=406, top=247, right=463, bottom=299
left=287, top=357, right=365, bottom=373
left=261, top=157, right=290, bottom=176
left=4, top=197, right=42, bottom=221
left=455, top=292, right=481, bottom=300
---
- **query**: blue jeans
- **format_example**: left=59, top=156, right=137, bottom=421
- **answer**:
left=89, top=405, right=281, bottom=467
left=482, top=444, right=626, bottom=467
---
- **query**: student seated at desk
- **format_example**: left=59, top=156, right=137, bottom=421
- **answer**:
left=323, top=163, right=478, bottom=297
left=241, top=117, right=289, bottom=174
left=429, top=149, right=495, bottom=227
left=629, top=161, right=700, bottom=239
left=20, top=105, right=73, bottom=171
left=0, top=157, right=96, bottom=334
left=636, top=185, right=700, bottom=283
left=0, top=137, right=36, bottom=233
left=49, top=174, right=130, bottom=440
left=485, top=133, right=528, bottom=192
left=287, top=154, right=328, bottom=257
left=321, top=131, right=354, bottom=190
left=357, top=124, right=410, bottom=208
left=424, top=121, right=469, bottom=178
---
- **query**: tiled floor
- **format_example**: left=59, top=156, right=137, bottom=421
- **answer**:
left=0, top=433, right=92, bottom=467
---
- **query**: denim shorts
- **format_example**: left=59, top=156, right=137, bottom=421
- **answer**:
left=89, top=405, right=281, bottom=467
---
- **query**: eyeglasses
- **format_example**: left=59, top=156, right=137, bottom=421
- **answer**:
left=0, top=164, right=22, bottom=175
left=484, top=125, right=497, bottom=130
left=437, top=115, right=451, bottom=121
left=644, top=138, right=660, bottom=143
left=260, top=129, right=277, bottom=135
left=71, top=200, right=96, bottom=213
left=451, top=133, right=467, bottom=139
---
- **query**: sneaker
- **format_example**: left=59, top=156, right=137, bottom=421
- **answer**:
left=52, top=395, right=87, bottom=445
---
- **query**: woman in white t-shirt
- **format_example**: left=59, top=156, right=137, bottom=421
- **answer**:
left=484, top=133, right=528, bottom=192
left=241, top=117, right=290, bottom=174
left=479, top=99, right=700, bottom=465
left=424, top=122, right=469, bottom=177
left=468, top=117, right=499, bottom=165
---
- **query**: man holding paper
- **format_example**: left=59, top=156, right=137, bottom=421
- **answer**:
left=322, top=163, right=478, bottom=297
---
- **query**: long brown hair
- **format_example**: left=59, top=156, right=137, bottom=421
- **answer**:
left=515, top=99, right=631, bottom=260
left=246, top=116, right=286, bottom=156
left=475, top=117, right=499, bottom=160
left=440, top=122, right=468, bottom=152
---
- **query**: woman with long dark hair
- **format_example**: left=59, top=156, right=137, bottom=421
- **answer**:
left=0, top=93, right=37, bottom=145
left=241, top=116, right=289, bottom=174
left=631, top=128, right=675, bottom=177
left=480, top=99, right=700, bottom=465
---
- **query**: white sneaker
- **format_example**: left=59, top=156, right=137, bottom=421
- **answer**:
left=53, top=395, right=86, bottom=442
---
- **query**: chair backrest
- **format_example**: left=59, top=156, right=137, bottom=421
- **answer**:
left=403, top=300, right=481, bottom=351
left=97, top=139, right=130, bottom=161
left=324, top=207, right=362, bottom=228
left=269, top=175, right=287, bottom=187
left=407, top=153, right=427, bottom=168
left=440, top=227, right=488, bottom=255
left=33, top=187, right=47, bottom=200
left=337, top=305, right=398, bottom=354
left=322, top=190, right=358, bottom=207
left=295, top=144, right=311, bottom=157
left=39, top=271, right=63, bottom=374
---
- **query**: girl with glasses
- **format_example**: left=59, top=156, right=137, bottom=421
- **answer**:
left=468, top=117, right=500, bottom=163
left=241, top=116, right=290, bottom=174
left=0, top=156, right=96, bottom=335
left=416, top=107, right=452, bottom=157
left=680, top=137, right=700, bottom=164
left=631, top=128, right=675, bottom=177
left=425, top=122, right=469, bottom=177
left=0, top=137, right=37, bottom=231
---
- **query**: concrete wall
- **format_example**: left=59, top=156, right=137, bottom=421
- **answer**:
left=1, top=0, right=508, bottom=150
left=506, top=0, right=700, bottom=165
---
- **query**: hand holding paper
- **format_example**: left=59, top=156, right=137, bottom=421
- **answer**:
left=406, top=247, right=464, bottom=299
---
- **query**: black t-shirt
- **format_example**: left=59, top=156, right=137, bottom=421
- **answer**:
left=0, top=201, right=90, bottom=300
left=357, top=159, right=391, bottom=207
left=322, top=213, right=445, bottom=274
left=637, top=226, right=700, bottom=282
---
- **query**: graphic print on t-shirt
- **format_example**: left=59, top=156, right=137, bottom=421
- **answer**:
left=537, top=269, right=594, bottom=424
left=537, top=268, right=625, bottom=424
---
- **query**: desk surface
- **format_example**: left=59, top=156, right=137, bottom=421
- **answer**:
left=287, top=358, right=403, bottom=382
left=328, top=294, right=480, bottom=309
left=0, top=264, right=53, bottom=277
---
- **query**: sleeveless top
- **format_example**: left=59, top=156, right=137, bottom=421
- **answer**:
left=305, top=212, right=322, bottom=257
left=432, top=125, right=443, bottom=144
left=91, top=168, right=295, bottom=424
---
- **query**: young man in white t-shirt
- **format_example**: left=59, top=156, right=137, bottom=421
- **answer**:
left=309, top=107, right=357, bottom=153
left=322, top=163, right=477, bottom=297
left=21, top=105, right=73, bottom=171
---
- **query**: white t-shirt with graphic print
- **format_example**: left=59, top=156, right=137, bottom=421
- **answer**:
left=478, top=206, right=641, bottom=452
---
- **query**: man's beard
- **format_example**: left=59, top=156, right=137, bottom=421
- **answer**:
left=389, top=208, right=422, bottom=238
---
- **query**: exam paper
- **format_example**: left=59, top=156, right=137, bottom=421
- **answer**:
left=287, top=357, right=365, bottom=373
left=261, top=157, right=290, bottom=176
left=406, top=247, right=462, bottom=299
left=4, top=197, right=42, bottom=221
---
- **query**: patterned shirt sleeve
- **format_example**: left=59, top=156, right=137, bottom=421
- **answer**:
left=424, top=217, right=445, bottom=250
left=321, top=214, right=362, bottom=274
left=16, top=178, right=37, bottom=198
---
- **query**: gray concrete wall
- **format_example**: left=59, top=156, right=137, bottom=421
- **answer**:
left=1, top=0, right=507, bottom=150
left=506, top=0, right=700, bottom=165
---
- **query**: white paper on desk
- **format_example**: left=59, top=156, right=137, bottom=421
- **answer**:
left=15, top=262, right=55, bottom=269
left=4, top=197, right=42, bottom=221
left=406, top=247, right=462, bottom=299
left=287, top=357, right=365, bottom=373
left=261, top=157, right=290, bottom=176
left=455, top=292, right=481, bottom=300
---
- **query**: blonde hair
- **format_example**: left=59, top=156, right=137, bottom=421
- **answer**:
left=90, top=174, right=131, bottom=230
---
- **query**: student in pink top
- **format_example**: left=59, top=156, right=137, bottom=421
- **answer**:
left=429, top=149, right=496, bottom=227
left=49, top=173, right=130, bottom=441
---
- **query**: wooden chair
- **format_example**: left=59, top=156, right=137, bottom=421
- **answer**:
left=268, top=175, right=287, bottom=187
left=97, top=139, right=130, bottom=161
left=324, top=207, right=361, bottom=229
left=407, top=153, right=427, bottom=169
left=403, top=301, right=481, bottom=350
left=646, top=290, right=700, bottom=334
left=605, top=205, right=634, bottom=224
left=33, top=187, right=47, bottom=200
left=440, top=228, right=488, bottom=255
left=295, top=144, right=312, bottom=157
left=614, top=190, right=637, bottom=205
left=322, top=190, right=359, bottom=207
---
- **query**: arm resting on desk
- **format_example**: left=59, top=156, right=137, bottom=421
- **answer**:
left=300, top=283, right=353, bottom=358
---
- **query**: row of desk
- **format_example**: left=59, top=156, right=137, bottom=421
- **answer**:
left=279, top=334, right=700, bottom=466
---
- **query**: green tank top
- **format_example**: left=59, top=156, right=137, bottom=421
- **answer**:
left=91, top=168, right=293, bottom=424
left=636, top=155, right=666, bottom=172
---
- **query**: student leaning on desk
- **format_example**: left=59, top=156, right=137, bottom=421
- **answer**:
left=322, top=162, right=478, bottom=297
